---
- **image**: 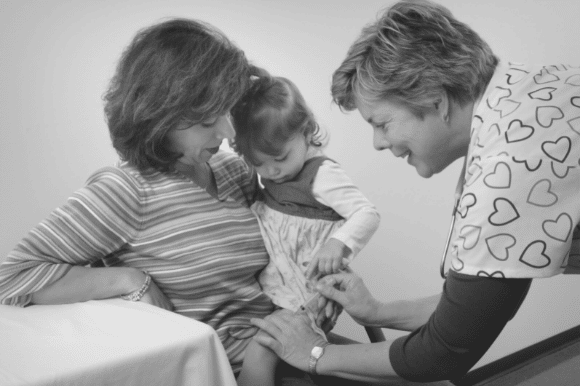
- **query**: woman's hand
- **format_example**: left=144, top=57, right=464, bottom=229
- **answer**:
left=251, top=309, right=327, bottom=372
left=140, top=280, right=174, bottom=311
left=315, top=272, right=381, bottom=327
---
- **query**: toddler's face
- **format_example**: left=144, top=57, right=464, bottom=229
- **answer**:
left=252, top=134, right=310, bottom=184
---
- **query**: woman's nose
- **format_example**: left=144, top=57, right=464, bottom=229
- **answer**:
left=373, top=130, right=391, bottom=151
left=216, top=114, right=235, bottom=140
left=267, top=165, right=280, bottom=178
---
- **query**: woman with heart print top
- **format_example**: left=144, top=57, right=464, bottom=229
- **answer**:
left=249, top=0, right=580, bottom=383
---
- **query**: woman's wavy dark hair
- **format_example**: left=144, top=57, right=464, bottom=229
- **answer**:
left=104, top=18, right=252, bottom=171
left=230, top=68, right=324, bottom=166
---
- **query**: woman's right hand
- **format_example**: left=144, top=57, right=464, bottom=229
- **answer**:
left=315, top=272, right=381, bottom=327
left=140, top=280, right=174, bottom=311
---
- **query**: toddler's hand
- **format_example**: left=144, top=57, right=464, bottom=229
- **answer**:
left=305, top=239, right=351, bottom=280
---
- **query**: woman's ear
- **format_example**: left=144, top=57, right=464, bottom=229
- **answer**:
left=434, top=92, right=450, bottom=123
left=304, top=131, right=314, bottom=145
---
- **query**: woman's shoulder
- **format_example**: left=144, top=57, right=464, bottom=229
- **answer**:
left=84, top=161, right=184, bottom=196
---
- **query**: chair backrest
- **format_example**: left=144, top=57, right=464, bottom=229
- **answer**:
left=365, top=326, right=386, bottom=343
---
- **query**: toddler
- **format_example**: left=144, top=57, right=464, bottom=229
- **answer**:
left=232, top=70, right=380, bottom=386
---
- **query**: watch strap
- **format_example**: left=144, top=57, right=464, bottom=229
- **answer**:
left=308, top=342, right=329, bottom=375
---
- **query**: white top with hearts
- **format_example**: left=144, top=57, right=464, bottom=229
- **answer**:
left=447, top=61, right=580, bottom=278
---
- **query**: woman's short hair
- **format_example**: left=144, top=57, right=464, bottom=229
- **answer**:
left=104, top=18, right=252, bottom=171
left=331, top=0, right=498, bottom=116
left=231, top=69, right=323, bottom=166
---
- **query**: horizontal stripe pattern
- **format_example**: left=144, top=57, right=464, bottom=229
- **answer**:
left=0, top=151, right=274, bottom=370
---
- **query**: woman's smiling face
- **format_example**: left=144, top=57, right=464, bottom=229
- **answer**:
left=165, top=113, right=235, bottom=165
left=355, top=97, right=465, bottom=178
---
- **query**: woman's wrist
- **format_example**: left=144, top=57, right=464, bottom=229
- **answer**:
left=120, top=270, right=151, bottom=301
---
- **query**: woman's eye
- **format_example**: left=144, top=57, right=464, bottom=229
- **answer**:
left=201, top=121, right=217, bottom=128
left=275, top=155, right=288, bottom=162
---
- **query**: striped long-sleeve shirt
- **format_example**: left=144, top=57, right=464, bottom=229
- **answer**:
left=0, top=150, right=274, bottom=371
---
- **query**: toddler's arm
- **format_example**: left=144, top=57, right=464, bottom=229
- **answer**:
left=306, top=160, right=380, bottom=278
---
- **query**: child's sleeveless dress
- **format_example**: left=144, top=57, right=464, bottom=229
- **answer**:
left=252, top=156, right=346, bottom=314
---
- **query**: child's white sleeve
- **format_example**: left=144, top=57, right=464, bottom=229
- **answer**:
left=312, top=160, right=380, bottom=258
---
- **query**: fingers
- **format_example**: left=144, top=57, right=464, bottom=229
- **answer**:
left=316, top=282, right=346, bottom=306
left=331, top=257, right=341, bottom=273
left=325, top=299, right=333, bottom=318
left=318, top=271, right=356, bottom=290
left=315, top=308, right=325, bottom=327
left=305, top=256, right=319, bottom=280
left=251, top=310, right=297, bottom=335
left=251, top=316, right=282, bottom=338
left=251, top=328, right=283, bottom=355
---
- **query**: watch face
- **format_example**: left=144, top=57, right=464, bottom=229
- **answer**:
left=312, top=346, right=324, bottom=358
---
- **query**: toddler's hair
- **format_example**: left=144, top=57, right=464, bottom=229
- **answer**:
left=231, top=68, right=323, bottom=165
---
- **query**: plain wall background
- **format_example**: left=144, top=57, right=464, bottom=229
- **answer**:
left=1, top=0, right=579, bottom=369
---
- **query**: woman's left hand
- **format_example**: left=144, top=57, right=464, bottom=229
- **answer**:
left=251, top=309, right=327, bottom=372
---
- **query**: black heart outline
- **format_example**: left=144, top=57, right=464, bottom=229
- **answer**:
left=488, top=123, right=501, bottom=136
left=483, top=162, right=512, bottom=189
left=494, top=99, right=521, bottom=118
left=572, top=96, right=580, bottom=108
left=472, top=115, right=484, bottom=136
left=459, top=225, right=482, bottom=250
left=506, top=68, right=529, bottom=85
left=541, top=136, right=571, bottom=163
left=536, top=106, right=564, bottom=128
left=477, top=270, right=506, bottom=278
left=465, top=163, right=483, bottom=187
left=550, top=161, right=574, bottom=179
left=458, top=193, right=477, bottom=219
left=542, top=212, right=573, bottom=242
left=512, top=157, right=542, bottom=172
left=486, top=87, right=512, bottom=109
left=450, top=245, right=464, bottom=272
left=526, top=179, right=558, bottom=207
left=533, top=68, right=560, bottom=84
left=505, top=119, right=535, bottom=143
left=486, top=233, right=516, bottom=261
left=488, top=197, right=520, bottom=226
left=528, top=87, right=557, bottom=101
left=565, top=74, right=580, bottom=86
left=519, top=240, right=551, bottom=268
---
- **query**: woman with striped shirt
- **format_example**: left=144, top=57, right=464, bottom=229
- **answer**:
left=0, top=18, right=279, bottom=379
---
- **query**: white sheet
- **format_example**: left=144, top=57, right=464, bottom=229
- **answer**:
left=0, top=299, right=236, bottom=386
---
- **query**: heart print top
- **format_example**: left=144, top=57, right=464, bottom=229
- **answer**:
left=448, top=61, right=580, bottom=278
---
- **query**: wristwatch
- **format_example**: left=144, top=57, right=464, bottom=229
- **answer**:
left=308, top=343, right=329, bottom=375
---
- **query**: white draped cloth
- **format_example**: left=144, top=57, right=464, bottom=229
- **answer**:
left=0, top=299, right=236, bottom=386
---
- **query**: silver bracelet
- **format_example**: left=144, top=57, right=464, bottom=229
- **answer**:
left=120, top=271, right=151, bottom=302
